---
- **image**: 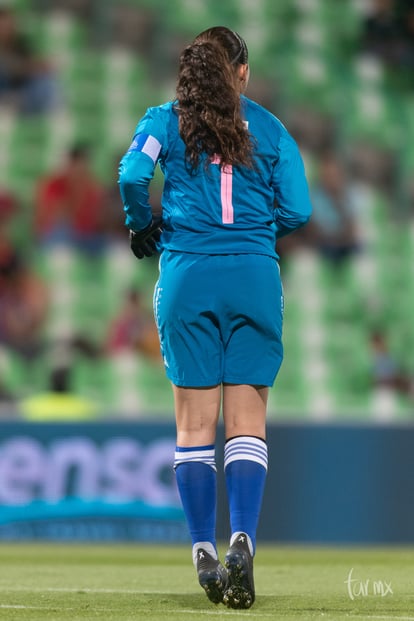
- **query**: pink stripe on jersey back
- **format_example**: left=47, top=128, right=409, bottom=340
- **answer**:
left=221, top=164, right=234, bottom=224
left=211, top=155, right=234, bottom=224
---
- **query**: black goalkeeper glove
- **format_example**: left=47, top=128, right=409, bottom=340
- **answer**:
left=129, top=216, right=163, bottom=259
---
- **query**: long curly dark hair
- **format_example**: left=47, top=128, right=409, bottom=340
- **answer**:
left=176, top=26, right=254, bottom=170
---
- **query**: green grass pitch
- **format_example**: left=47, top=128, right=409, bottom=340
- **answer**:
left=0, top=544, right=413, bottom=620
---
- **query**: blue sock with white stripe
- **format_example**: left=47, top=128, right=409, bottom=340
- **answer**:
left=174, top=445, right=217, bottom=551
left=224, top=436, right=268, bottom=555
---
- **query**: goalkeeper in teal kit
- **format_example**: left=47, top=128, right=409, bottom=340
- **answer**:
left=119, top=26, right=311, bottom=609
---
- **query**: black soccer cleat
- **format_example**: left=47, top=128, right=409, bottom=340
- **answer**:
left=223, top=533, right=255, bottom=609
left=196, top=548, right=228, bottom=604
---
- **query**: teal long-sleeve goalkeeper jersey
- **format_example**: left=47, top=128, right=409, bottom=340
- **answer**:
left=119, top=95, right=312, bottom=257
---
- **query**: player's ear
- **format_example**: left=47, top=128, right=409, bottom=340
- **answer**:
left=238, top=64, right=250, bottom=91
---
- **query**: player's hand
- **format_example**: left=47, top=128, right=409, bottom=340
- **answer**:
left=129, top=216, right=163, bottom=259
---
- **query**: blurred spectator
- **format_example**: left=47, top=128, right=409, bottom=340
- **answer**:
left=360, top=0, right=414, bottom=81
left=361, top=0, right=400, bottom=64
left=20, top=364, right=99, bottom=420
left=370, top=330, right=413, bottom=397
left=0, top=246, right=48, bottom=362
left=398, top=3, right=414, bottom=75
left=107, top=288, right=160, bottom=361
left=0, top=186, right=18, bottom=223
left=35, top=144, right=106, bottom=254
left=0, top=6, right=58, bottom=115
left=0, top=185, right=19, bottom=263
left=305, top=151, right=361, bottom=269
left=0, top=385, right=15, bottom=411
left=0, top=185, right=19, bottom=265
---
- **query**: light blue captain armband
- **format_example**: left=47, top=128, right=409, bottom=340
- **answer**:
left=127, top=133, right=162, bottom=164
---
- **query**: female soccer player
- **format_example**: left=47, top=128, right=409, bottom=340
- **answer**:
left=119, top=26, right=312, bottom=609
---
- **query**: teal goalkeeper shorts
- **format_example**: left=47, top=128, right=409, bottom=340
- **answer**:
left=153, top=250, right=284, bottom=387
